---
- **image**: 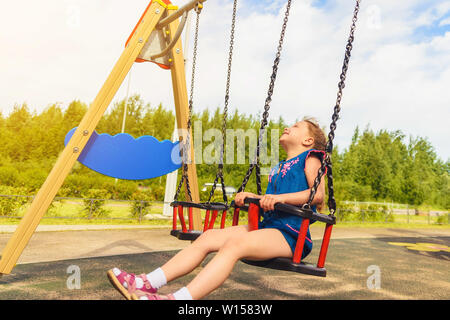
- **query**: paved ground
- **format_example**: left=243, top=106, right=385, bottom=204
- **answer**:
left=0, top=225, right=449, bottom=300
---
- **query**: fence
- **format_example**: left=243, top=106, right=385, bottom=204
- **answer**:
left=336, top=201, right=449, bottom=225
left=0, top=194, right=170, bottom=223
left=0, top=194, right=449, bottom=225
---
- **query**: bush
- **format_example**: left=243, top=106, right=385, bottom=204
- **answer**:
left=200, top=189, right=227, bottom=203
left=130, top=190, right=153, bottom=219
left=383, top=205, right=395, bottom=222
left=435, top=214, right=449, bottom=225
left=356, top=204, right=394, bottom=222
left=18, top=167, right=48, bottom=191
left=0, top=166, right=20, bottom=186
left=56, top=187, right=72, bottom=198
left=63, top=175, right=96, bottom=197
left=0, top=185, right=30, bottom=216
left=102, top=180, right=138, bottom=200
left=336, top=202, right=358, bottom=222
left=80, top=189, right=111, bottom=218
left=147, top=184, right=165, bottom=201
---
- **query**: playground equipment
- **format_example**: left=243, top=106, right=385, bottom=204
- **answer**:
left=0, top=0, right=361, bottom=279
left=63, top=127, right=181, bottom=180
left=233, top=0, right=362, bottom=277
left=170, top=0, right=362, bottom=278
left=169, top=0, right=238, bottom=240
left=0, top=0, right=206, bottom=275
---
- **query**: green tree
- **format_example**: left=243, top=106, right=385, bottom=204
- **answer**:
left=32, top=104, right=65, bottom=159
left=97, top=94, right=149, bottom=137
left=1, top=98, right=448, bottom=211
left=63, top=100, right=88, bottom=133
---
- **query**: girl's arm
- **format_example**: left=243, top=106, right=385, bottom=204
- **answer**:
left=260, top=155, right=326, bottom=211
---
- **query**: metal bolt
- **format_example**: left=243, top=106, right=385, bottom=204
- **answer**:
left=155, top=9, right=160, bottom=14
left=73, top=147, right=79, bottom=153
left=138, top=38, right=143, bottom=43
left=83, top=130, right=89, bottom=136
left=176, top=48, right=180, bottom=54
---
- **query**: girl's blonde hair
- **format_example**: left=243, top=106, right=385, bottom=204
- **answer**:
left=302, top=116, right=327, bottom=151
left=302, top=116, right=327, bottom=212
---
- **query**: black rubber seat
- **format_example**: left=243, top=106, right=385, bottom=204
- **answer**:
left=241, top=258, right=327, bottom=277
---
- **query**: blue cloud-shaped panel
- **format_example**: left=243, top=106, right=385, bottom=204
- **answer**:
left=64, top=127, right=181, bottom=180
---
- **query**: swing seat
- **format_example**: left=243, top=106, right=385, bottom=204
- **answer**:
left=236, top=198, right=336, bottom=277
left=170, top=229, right=202, bottom=241
left=170, top=201, right=230, bottom=241
left=241, top=258, right=327, bottom=277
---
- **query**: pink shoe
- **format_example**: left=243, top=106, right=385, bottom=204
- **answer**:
left=107, top=268, right=157, bottom=300
left=136, top=293, right=175, bottom=300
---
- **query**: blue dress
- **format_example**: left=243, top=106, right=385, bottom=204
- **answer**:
left=258, top=149, right=326, bottom=259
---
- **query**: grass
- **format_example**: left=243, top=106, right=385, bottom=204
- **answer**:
left=334, top=221, right=450, bottom=229
left=12, top=199, right=166, bottom=219
left=1, top=216, right=449, bottom=230
left=0, top=198, right=448, bottom=229
left=0, top=217, right=171, bottom=226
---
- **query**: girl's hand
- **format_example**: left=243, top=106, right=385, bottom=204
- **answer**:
left=234, top=192, right=257, bottom=207
left=259, top=194, right=285, bottom=212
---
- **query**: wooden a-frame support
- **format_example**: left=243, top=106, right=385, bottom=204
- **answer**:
left=0, top=0, right=203, bottom=275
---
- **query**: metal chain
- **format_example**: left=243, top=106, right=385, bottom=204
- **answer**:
left=238, top=0, right=292, bottom=194
left=304, top=0, right=361, bottom=215
left=187, top=6, right=201, bottom=135
left=174, top=5, right=202, bottom=202
left=207, top=0, right=238, bottom=204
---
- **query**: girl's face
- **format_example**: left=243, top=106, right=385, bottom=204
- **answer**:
left=279, top=121, right=314, bottom=149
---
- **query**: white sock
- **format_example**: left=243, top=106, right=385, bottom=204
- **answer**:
left=144, top=267, right=167, bottom=289
left=173, top=287, right=193, bottom=300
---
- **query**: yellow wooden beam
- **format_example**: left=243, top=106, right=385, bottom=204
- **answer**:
left=0, top=1, right=166, bottom=275
left=157, top=0, right=207, bottom=29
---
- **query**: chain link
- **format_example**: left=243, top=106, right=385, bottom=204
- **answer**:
left=304, top=0, right=361, bottom=215
left=207, top=0, right=238, bottom=204
left=238, top=0, right=292, bottom=194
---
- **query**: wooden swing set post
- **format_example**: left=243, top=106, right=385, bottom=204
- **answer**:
left=167, top=4, right=202, bottom=230
left=0, top=0, right=203, bottom=275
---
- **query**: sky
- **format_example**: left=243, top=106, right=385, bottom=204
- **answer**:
left=0, top=0, right=449, bottom=161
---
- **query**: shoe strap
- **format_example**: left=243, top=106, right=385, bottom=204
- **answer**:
left=123, top=273, right=137, bottom=293
left=139, top=273, right=153, bottom=290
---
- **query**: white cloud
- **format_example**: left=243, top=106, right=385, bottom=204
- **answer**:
left=440, top=16, right=450, bottom=26
left=0, top=0, right=449, bottom=160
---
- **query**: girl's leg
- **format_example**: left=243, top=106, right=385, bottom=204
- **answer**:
left=161, top=225, right=249, bottom=283
left=186, top=228, right=292, bottom=300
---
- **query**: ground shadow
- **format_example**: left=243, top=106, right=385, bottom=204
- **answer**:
left=1, top=237, right=449, bottom=299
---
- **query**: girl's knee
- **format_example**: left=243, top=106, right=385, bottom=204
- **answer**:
left=192, top=229, right=221, bottom=251
left=220, top=235, right=249, bottom=257
left=196, top=228, right=220, bottom=242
